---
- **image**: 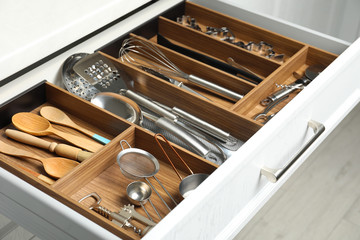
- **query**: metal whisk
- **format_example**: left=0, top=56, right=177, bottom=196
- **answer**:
left=119, top=37, right=243, bottom=101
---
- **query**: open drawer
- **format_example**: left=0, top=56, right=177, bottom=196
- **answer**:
left=0, top=1, right=360, bottom=239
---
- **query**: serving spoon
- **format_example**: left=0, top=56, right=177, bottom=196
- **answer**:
left=0, top=140, right=79, bottom=179
left=12, top=112, right=102, bottom=153
left=40, top=106, right=110, bottom=145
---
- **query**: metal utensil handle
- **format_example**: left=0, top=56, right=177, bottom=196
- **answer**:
left=187, top=74, right=243, bottom=101
left=155, top=117, right=210, bottom=157
left=153, top=176, right=178, bottom=206
left=261, top=120, right=325, bottom=183
left=172, top=107, right=230, bottom=142
left=123, top=90, right=177, bottom=120
left=148, top=199, right=162, bottom=220
left=145, top=178, right=172, bottom=211
left=139, top=203, right=153, bottom=221
left=119, top=139, right=132, bottom=151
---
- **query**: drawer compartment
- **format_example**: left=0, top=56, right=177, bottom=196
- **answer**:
left=0, top=82, right=218, bottom=239
left=99, top=1, right=337, bottom=125
left=175, top=2, right=305, bottom=63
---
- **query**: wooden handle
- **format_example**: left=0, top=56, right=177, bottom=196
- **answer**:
left=55, top=144, right=92, bottom=162
left=6, top=129, right=92, bottom=161
left=51, top=128, right=102, bottom=153
left=5, top=129, right=51, bottom=149
left=0, top=140, right=42, bottom=162
left=13, top=162, right=55, bottom=185
left=76, top=150, right=93, bottom=162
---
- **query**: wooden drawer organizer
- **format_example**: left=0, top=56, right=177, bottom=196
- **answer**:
left=0, top=1, right=338, bottom=239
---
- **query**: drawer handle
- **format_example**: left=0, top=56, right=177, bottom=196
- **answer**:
left=261, top=120, right=325, bottom=183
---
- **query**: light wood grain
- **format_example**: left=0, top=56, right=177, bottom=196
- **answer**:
left=184, top=1, right=305, bottom=58
left=12, top=112, right=102, bottom=153
left=158, top=16, right=278, bottom=77
left=0, top=140, right=79, bottom=179
left=40, top=106, right=97, bottom=139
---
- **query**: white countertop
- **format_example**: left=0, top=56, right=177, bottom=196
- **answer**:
left=0, top=0, right=150, bottom=81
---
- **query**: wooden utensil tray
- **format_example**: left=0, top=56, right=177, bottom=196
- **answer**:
left=0, top=1, right=340, bottom=239
left=0, top=82, right=218, bottom=239
left=100, top=1, right=337, bottom=122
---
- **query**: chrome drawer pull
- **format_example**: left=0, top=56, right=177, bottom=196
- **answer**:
left=261, top=120, right=325, bottom=183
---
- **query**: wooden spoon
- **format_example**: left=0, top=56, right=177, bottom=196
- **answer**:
left=0, top=140, right=79, bottom=179
left=40, top=106, right=110, bottom=145
left=12, top=112, right=102, bottom=153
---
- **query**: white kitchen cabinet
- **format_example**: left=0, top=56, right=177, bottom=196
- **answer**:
left=0, top=1, right=359, bottom=239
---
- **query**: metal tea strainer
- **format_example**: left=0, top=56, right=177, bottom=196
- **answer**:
left=117, top=140, right=177, bottom=212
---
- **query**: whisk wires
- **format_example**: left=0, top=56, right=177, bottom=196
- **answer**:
left=119, top=37, right=188, bottom=79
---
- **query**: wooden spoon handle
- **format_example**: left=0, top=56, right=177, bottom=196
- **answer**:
left=51, top=128, right=102, bottom=153
left=0, top=140, right=43, bottom=162
left=12, top=162, right=55, bottom=185
left=5, top=129, right=92, bottom=162
left=5, top=129, right=51, bottom=149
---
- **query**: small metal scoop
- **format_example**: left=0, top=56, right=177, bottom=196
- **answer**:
left=154, top=133, right=209, bottom=198
left=126, top=181, right=161, bottom=220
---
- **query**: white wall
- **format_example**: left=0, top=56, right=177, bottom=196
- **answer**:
left=220, top=0, right=360, bottom=43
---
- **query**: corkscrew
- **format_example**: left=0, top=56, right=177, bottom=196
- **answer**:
left=79, top=192, right=156, bottom=236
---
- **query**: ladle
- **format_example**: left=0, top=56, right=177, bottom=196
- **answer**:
left=40, top=106, right=110, bottom=145
left=12, top=112, right=102, bottom=153
left=90, top=92, right=141, bottom=124
left=0, top=140, right=79, bottom=179
left=126, top=181, right=162, bottom=220
left=154, top=133, right=209, bottom=198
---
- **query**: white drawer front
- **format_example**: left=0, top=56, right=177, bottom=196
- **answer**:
left=143, top=37, right=360, bottom=239
left=0, top=1, right=360, bottom=240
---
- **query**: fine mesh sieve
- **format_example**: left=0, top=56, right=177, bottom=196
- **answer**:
left=117, top=140, right=177, bottom=211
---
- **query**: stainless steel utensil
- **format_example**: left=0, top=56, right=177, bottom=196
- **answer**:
left=117, top=140, right=177, bottom=211
left=91, top=92, right=141, bottom=124
left=79, top=192, right=156, bottom=236
left=62, top=53, right=100, bottom=101
left=154, top=133, right=209, bottom=198
left=119, top=37, right=243, bottom=101
left=126, top=181, right=161, bottom=220
left=62, top=52, right=131, bottom=100
left=139, top=66, right=209, bottom=100
left=73, top=52, right=128, bottom=93
left=62, top=52, right=226, bottom=163
left=260, top=65, right=325, bottom=106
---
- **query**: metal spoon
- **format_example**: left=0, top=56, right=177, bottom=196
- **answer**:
left=126, top=181, right=162, bottom=220
left=0, top=140, right=79, bottom=179
left=12, top=112, right=103, bottom=153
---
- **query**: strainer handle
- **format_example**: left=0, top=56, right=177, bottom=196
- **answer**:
left=119, top=139, right=132, bottom=150
left=154, top=133, right=194, bottom=179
